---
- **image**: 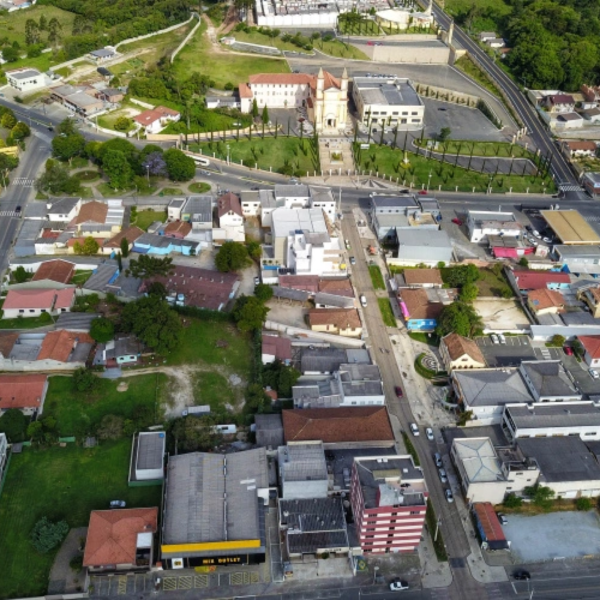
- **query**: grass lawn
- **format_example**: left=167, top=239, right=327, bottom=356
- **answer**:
left=229, top=29, right=311, bottom=54
left=337, top=16, right=382, bottom=35
left=354, top=144, right=555, bottom=194
left=445, top=0, right=511, bottom=19
left=0, top=314, right=54, bottom=330
left=0, top=440, right=162, bottom=599
left=173, top=21, right=289, bottom=89
left=160, top=187, right=184, bottom=195
left=408, top=331, right=440, bottom=346
left=189, top=182, right=211, bottom=193
left=454, top=55, right=502, bottom=98
left=2, top=5, right=76, bottom=46
left=476, top=267, right=514, bottom=297
left=318, top=39, right=370, bottom=60
left=191, top=370, right=241, bottom=415
left=70, top=270, right=93, bottom=286
left=206, top=2, right=228, bottom=27
left=132, top=209, right=167, bottom=230
left=193, top=137, right=319, bottom=175
left=43, top=373, right=168, bottom=438
left=162, top=109, right=251, bottom=134
left=368, top=265, right=385, bottom=290
left=416, top=139, right=534, bottom=159
left=97, top=106, right=139, bottom=133
left=378, top=298, right=397, bottom=327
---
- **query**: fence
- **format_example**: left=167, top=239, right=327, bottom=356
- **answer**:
left=170, top=14, right=202, bottom=63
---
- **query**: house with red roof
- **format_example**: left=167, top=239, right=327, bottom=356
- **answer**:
left=215, top=192, right=244, bottom=243
left=510, top=269, right=571, bottom=291
left=261, top=334, right=292, bottom=364
left=578, top=335, right=600, bottom=368
left=0, top=373, right=48, bottom=415
left=2, top=288, right=76, bottom=318
left=134, top=106, right=180, bottom=134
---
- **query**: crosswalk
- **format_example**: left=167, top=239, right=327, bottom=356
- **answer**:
left=0, top=211, right=19, bottom=218
left=12, top=177, right=34, bottom=187
left=558, top=184, right=584, bottom=192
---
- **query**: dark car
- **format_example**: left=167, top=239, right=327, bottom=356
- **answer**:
left=394, top=386, right=403, bottom=398
left=513, top=570, right=531, bottom=581
left=525, top=225, right=533, bottom=233
left=15, top=205, right=21, bottom=212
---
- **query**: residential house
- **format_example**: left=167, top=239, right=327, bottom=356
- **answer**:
left=484, top=37, right=505, bottom=48
left=519, top=360, right=581, bottom=402
left=2, top=288, right=76, bottom=318
left=562, top=140, right=597, bottom=158
left=440, top=333, right=486, bottom=372
left=478, top=31, right=498, bottom=42
left=160, top=221, right=192, bottom=239
left=102, top=226, right=144, bottom=255
left=527, top=288, right=565, bottom=316
left=542, top=94, right=575, bottom=114
left=181, top=196, right=213, bottom=232
left=282, top=406, right=395, bottom=449
left=350, top=455, right=427, bottom=553
left=582, top=108, right=600, bottom=123
left=0, top=373, right=49, bottom=415
left=397, top=287, right=458, bottom=331
left=216, top=192, right=244, bottom=243
left=46, top=197, right=82, bottom=222
left=450, top=437, right=539, bottom=505
left=261, top=334, right=292, bottom=364
left=31, top=259, right=75, bottom=284
left=75, top=200, right=124, bottom=238
left=466, top=211, right=522, bottom=243
left=98, top=88, right=124, bottom=103
left=396, top=268, right=443, bottom=289
left=255, top=413, right=284, bottom=449
left=580, top=84, right=600, bottom=104
left=133, top=106, right=180, bottom=134
left=394, top=229, right=453, bottom=267
left=131, top=233, right=199, bottom=257
left=555, top=113, right=584, bottom=129
left=509, top=269, right=570, bottom=291
left=578, top=286, right=600, bottom=317
left=167, top=198, right=186, bottom=221
left=300, top=347, right=371, bottom=375
left=578, top=335, right=600, bottom=368
left=88, top=47, right=116, bottom=63
left=5, top=67, right=50, bottom=92
left=204, top=95, right=240, bottom=109
left=451, top=368, right=534, bottom=426
left=308, top=308, right=362, bottom=337
left=83, top=508, right=158, bottom=572
left=101, top=336, right=143, bottom=366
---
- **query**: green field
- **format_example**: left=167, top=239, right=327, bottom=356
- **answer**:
left=317, top=39, right=370, bottom=60
left=369, top=265, right=385, bottom=290
left=1, top=5, right=76, bottom=46
left=43, top=374, right=168, bottom=438
left=378, top=297, right=397, bottom=327
left=337, top=15, right=382, bottom=36
left=476, top=267, right=514, bottom=298
left=189, top=181, right=211, bottom=193
left=0, top=440, right=161, bottom=599
left=230, top=29, right=311, bottom=54
left=70, top=270, right=93, bottom=285
left=173, top=21, right=289, bottom=89
left=0, top=313, right=54, bottom=330
left=454, top=55, right=502, bottom=97
left=355, top=145, right=555, bottom=194
left=192, top=137, right=319, bottom=175
left=444, top=0, right=511, bottom=21
left=417, top=139, right=534, bottom=159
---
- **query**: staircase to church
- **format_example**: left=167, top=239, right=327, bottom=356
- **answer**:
left=317, top=138, right=355, bottom=178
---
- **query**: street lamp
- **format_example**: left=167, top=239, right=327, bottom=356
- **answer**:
left=434, top=517, right=442, bottom=542
left=226, top=143, right=231, bottom=165
left=372, top=565, right=379, bottom=585
left=146, top=164, right=150, bottom=183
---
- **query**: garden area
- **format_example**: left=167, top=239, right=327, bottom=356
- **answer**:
left=475, top=266, right=514, bottom=298
left=415, top=138, right=535, bottom=159
left=378, top=297, right=397, bottom=327
left=130, top=208, right=167, bottom=231
left=337, top=13, right=383, bottom=35
left=0, top=440, right=161, bottom=599
left=368, top=265, right=385, bottom=290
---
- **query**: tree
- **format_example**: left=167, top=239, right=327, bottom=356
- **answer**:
left=243, top=383, right=272, bottom=416
left=576, top=497, right=593, bottom=511
left=459, top=282, right=479, bottom=303
left=39, top=14, right=47, bottom=30
left=524, top=483, right=555, bottom=510
left=120, top=236, right=129, bottom=258
left=251, top=98, right=259, bottom=119
left=128, top=255, right=174, bottom=279
left=73, top=236, right=99, bottom=255
left=13, top=266, right=29, bottom=283
left=102, top=149, right=133, bottom=190
left=254, top=283, right=273, bottom=302
left=146, top=281, right=168, bottom=299
left=120, top=296, right=182, bottom=355
left=30, top=517, right=69, bottom=554
left=52, top=133, right=86, bottom=162
left=113, top=116, right=133, bottom=132
left=232, top=295, right=269, bottom=332
left=262, top=104, right=269, bottom=125
left=0, top=408, right=29, bottom=442
left=262, top=360, right=300, bottom=397
left=169, top=415, right=223, bottom=453
left=550, top=334, right=566, bottom=347
left=440, top=264, right=480, bottom=287
left=518, top=257, right=529, bottom=267
left=73, top=367, right=97, bottom=393
left=438, top=127, right=451, bottom=142
left=90, top=317, right=115, bottom=343
left=164, top=148, right=195, bottom=182
left=11, top=121, right=31, bottom=140
left=97, top=414, right=125, bottom=440
left=503, top=493, right=523, bottom=509
left=246, top=240, right=261, bottom=261
left=36, top=163, right=80, bottom=195
left=0, top=112, right=17, bottom=129
left=141, top=151, right=167, bottom=177
left=436, top=301, right=483, bottom=338
left=215, top=241, right=250, bottom=272
left=24, top=19, right=40, bottom=46
left=1, top=46, right=19, bottom=62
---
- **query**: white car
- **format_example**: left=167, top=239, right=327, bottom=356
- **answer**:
left=425, top=427, right=434, bottom=441
left=445, top=489, right=454, bottom=503
left=491, top=334, right=500, bottom=344
left=590, top=368, right=600, bottom=380
left=438, top=468, right=447, bottom=483
left=532, top=230, right=541, bottom=237
left=410, top=423, right=419, bottom=436
left=498, top=334, right=506, bottom=345
left=389, top=579, right=409, bottom=592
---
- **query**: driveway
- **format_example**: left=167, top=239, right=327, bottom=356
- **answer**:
left=476, top=334, right=537, bottom=367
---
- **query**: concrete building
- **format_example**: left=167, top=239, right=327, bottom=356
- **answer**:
left=261, top=334, right=292, bottom=365
left=216, top=192, right=244, bottom=243
left=353, top=77, right=424, bottom=130
left=130, top=432, right=165, bottom=484
left=182, top=196, right=213, bottom=231
left=375, top=7, right=434, bottom=31
left=519, top=361, right=581, bottom=402
left=450, top=437, right=539, bottom=505
left=503, top=402, right=600, bottom=440
left=46, top=197, right=82, bottom=222
left=555, top=245, right=600, bottom=276
left=466, top=211, right=522, bottom=243
left=509, top=269, right=570, bottom=291
left=278, top=441, right=328, bottom=499
left=350, top=455, right=427, bottom=554
left=5, top=67, right=50, bottom=92
left=578, top=286, right=600, bottom=318
left=395, top=268, right=443, bottom=289
left=167, top=198, right=186, bottom=221
left=392, top=229, right=453, bottom=267
left=440, top=333, right=486, bottom=372
left=542, top=94, right=576, bottom=114
left=451, top=368, right=534, bottom=426
left=161, top=449, right=269, bottom=568
left=75, top=200, right=124, bottom=238
left=300, top=347, right=370, bottom=375
left=472, top=502, right=509, bottom=551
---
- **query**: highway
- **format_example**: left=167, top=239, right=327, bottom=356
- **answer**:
left=431, top=9, right=576, bottom=186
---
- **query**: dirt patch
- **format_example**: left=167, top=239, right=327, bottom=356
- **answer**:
left=117, top=382, right=129, bottom=392
left=473, top=297, right=529, bottom=332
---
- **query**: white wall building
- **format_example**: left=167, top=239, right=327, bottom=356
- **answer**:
left=519, top=361, right=582, bottom=402
left=5, top=67, right=51, bottom=93
left=466, top=211, right=523, bottom=243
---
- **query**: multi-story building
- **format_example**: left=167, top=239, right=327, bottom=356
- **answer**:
left=350, top=455, right=427, bottom=554
left=466, top=211, right=522, bottom=243
left=519, top=361, right=581, bottom=402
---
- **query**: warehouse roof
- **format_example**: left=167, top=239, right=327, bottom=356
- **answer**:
left=506, top=402, right=600, bottom=429
left=542, top=210, right=600, bottom=245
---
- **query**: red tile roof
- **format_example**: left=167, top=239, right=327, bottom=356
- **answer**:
left=262, top=335, right=292, bottom=361
left=0, top=374, right=48, bottom=410
left=217, top=192, right=242, bottom=218
left=528, top=288, right=565, bottom=311
left=441, top=333, right=486, bottom=363
left=3, top=288, right=76, bottom=311
left=249, top=73, right=314, bottom=85
left=282, top=406, right=394, bottom=444
left=278, top=275, right=320, bottom=293
left=163, top=221, right=192, bottom=237
left=318, top=278, right=354, bottom=297
left=134, top=106, right=180, bottom=126
left=239, top=83, right=252, bottom=98
left=38, top=330, right=94, bottom=362
left=403, top=268, right=443, bottom=286
left=31, top=259, right=75, bottom=284
left=308, top=308, right=362, bottom=330
left=104, top=226, right=145, bottom=249
left=514, top=270, right=570, bottom=290
left=564, top=141, right=597, bottom=152
left=0, top=332, right=19, bottom=358
left=83, top=508, right=158, bottom=568
left=399, top=288, right=446, bottom=320
left=578, top=335, right=600, bottom=359
left=473, top=502, right=506, bottom=544
left=75, top=201, right=108, bottom=225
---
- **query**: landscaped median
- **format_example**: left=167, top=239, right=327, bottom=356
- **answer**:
left=368, top=264, right=386, bottom=290
left=378, top=298, right=397, bottom=327
left=426, top=499, right=448, bottom=561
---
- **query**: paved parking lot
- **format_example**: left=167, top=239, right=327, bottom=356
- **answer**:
left=476, top=335, right=536, bottom=368
left=504, top=511, right=600, bottom=562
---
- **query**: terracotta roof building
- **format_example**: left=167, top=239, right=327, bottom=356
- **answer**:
left=318, top=278, right=354, bottom=297
left=103, top=226, right=145, bottom=250
left=217, top=192, right=242, bottom=219
left=162, top=221, right=192, bottom=239
left=278, top=275, right=320, bottom=293
left=2, top=288, right=76, bottom=318
left=0, top=373, right=49, bottom=415
left=38, top=330, right=94, bottom=362
left=75, top=201, right=108, bottom=225
left=0, top=332, right=19, bottom=358
left=511, top=270, right=570, bottom=290
left=31, top=259, right=75, bottom=284
left=262, top=334, right=292, bottom=364
left=83, top=508, right=158, bottom=572
left=308, top=308, right=362, bottom=337
left=402, top=268, right=443, bottom=288
left=398, top=287, right=458, bottom=331
left=578, top=335, right=600, bottom=368
left=133, top=106, right=180, bottom=134
left=440, top=333, right=486, bottom=372
left=527, top=288, right=565, bottom=315
left=282, top=406, right=395, bottom=447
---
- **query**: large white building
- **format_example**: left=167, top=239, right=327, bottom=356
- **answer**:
left=5, top=68, right=51, bottom=93
left=240, top=69, right=348, bottom=133
left=353, top=77, right=424, bottom=130
left=466, top=211, right=523, bottom=243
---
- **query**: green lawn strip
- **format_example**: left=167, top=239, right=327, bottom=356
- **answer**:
left=337, top=17, right=382, bottom=36
left=173, top=20, right=289, bottom=89
left=378, top=298, right=397, bottom=327
left=401, top=431, right=420, bottom=466
left=454, top=55, right=503, bottom=98
left=70, top=270, right=94, bottom=286
left=193, top=137, right=319, bottom=175
left=315, top=39, right=370, bottom=60
left=408, top=331, right=440, bottom=346
left=160, top=187, right=183, bottom=196
left=230, top=29, right=312, bottom=54
left=43, top=374, right=168, bottom=438
left=416, top=139, right=534, bottom=159
left=0, top=441, right=161, bottom=599
left=354, top=144, right=555, bottom=193
left=189, top=182, right=211, bottom=194
left=131, top=209, right=167, bottom=230
left=0, top=314, right=54, bottom=330
left=426, top=499, right=448, bottom=562
left=368, top=264, right=385, bottom=290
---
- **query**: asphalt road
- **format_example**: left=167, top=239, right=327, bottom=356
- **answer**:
left=431, top=10, right=576, bottom=185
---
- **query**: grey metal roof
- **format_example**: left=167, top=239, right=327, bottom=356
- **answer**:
left=255, top=414, right=284, bottom=448
left=517, top=436, right=600, bottom=483
left=300, top=348, right=349, bottom=374
left=314, top=292, right=354, bottom=308
left=278, top=442, right=327, bottom=483
left=280, top=497, right=349, bottom=554
left=90, top=48, right=115, bottom=57
left=273, top=287, right=310, bottom=302
left=23, top=202, right=48, bottom=220
left=183, top=196, right=213, bottom=223
left=8, top=69, right=41, bottom=80
left=507, top=402, right=600, bottom=429
left=520, top=361, right=579, bottom=397
left=371, top=195, right=417, bottom=210
left=452, top=437, right=504, bottom=483
left=84, top=263, right=119, bottom=292
left=275, top=184, right=310, bottom=199
left=453, top=368, right=533, bottom=407
left=354, top=78, right=422, bottom=107
left=396, top=229, right=453, bottom=262
left=47, top=197, right=80, bottom=215
left=555, top=245, right=600, bottom=259
left=136, top=432, right=165, bottom=471
left=133, top=232, right=198, bottom=250
left=561, top=311, right=598, bottom=326
left=163, top=449, right=268, bottom=550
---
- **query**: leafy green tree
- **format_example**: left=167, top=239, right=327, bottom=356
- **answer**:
left=0, top=408, right=29, bottom=442
left=36, top=163, right=81, bottom=195
left=436, top=301, right=483, bottom=338
left=114, top=116, right=133, bottom=132
left=52, top=133, right=86, bottom=162
left=30, top=517, right=69, bottom=554
left=13, top=266, right=29, bottom=283
left=169, top=415, right=223, bottom=453
left=262, top=104, right=269, bottom=125
left=232, top=295, right=269, bottom=332
left=576, top=497, right=593, bottom=511
left=1, top=46, right=19, bottom=62
left=438, top=127, right=451, bottom=142
left=215, top=241, right=250, bottom=272
left=73, top=236, right=100, bottom=255
left=128, top=255, right=173, bottom=279
left=11, top=121, right=31, bottom=140
left=254, top=283, right=273, bottom=302
left=146, top=281, right=168, bottom=299
left=73, top=367, right=97, bottom=393
left=518, top=257, right=529, bottom=267
left=262, top=360, right=300, bottom=397
left=102, top=149, right=133, bottom=189
left=441, top=264, right=480, bottom=287
left=247, top=240, right=261, bottom=261
left=550, top=334, right=566, bottom=347
left=120, top=296, right=182, bottom=355
left=524, top=483, right=555, bottom=510
left=0, top=112, right=17, bottom=129
left=251, top=98, right=259, bottom=119
left=164, top=148, right=195, bottom=182
left=120, top=236, right=129, bottom=258
left=90, top=317, right=115, bottom=343
left=243, top=383, right=272, bottom=416
left=459, top=282, right=479, bottom=303
left=503, top=493, right=523, bottom=509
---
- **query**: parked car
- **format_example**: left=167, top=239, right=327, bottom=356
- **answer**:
left=542, top=237, right=552, bottom=244
left=434, top=452, right=443, bottom=468
left=438, top=468, right=447, bottom=483
left=410, top=422, right=419, bottom=436
left=389, top=579, right=409, bottom=591
left=345, top=239, right=351, bottom=249
left=525, top=225, right=533, bottom=233
left=394, top=386, right=403, bottom=398
left=564, top=346, right=573, bottom=356
left=532, top=230, right=540, bottom=237
left=15, top=205, right=21, bottom=213
left=497, top=513, right=508, bottom=525
left=498, top=334, right=506, bottom=345
left=491, top=334, right=500, bottom=344
left=367, top=41, right=375, bottom=46
left=589, top=368, right=600, bottom=380
left=110, top=500, right=126, bottom=508
left=360, top=295, right=367, bottom=308
left=451, top=217, right=463, bottom=225
left=425, top=427, right=434, bottom=441
left=513, top=570, right=531, bottom=581
left=445, top=489, right=454, bottom=503
left=350, top=256, right=356, bottom=265
left=254, top=276, right=260, bottom=286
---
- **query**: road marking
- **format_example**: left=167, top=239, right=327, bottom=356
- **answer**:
left=162, top=576, right=178, bottom=591
left=0, top=212, right=20, bottom=217
left=178, top=575, right=193, bottom=589
left=117, top=576, right=127, bottom=595
left=12, top=177, right=34, bottom=187
left=194, top=574, right=209, bottom=588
